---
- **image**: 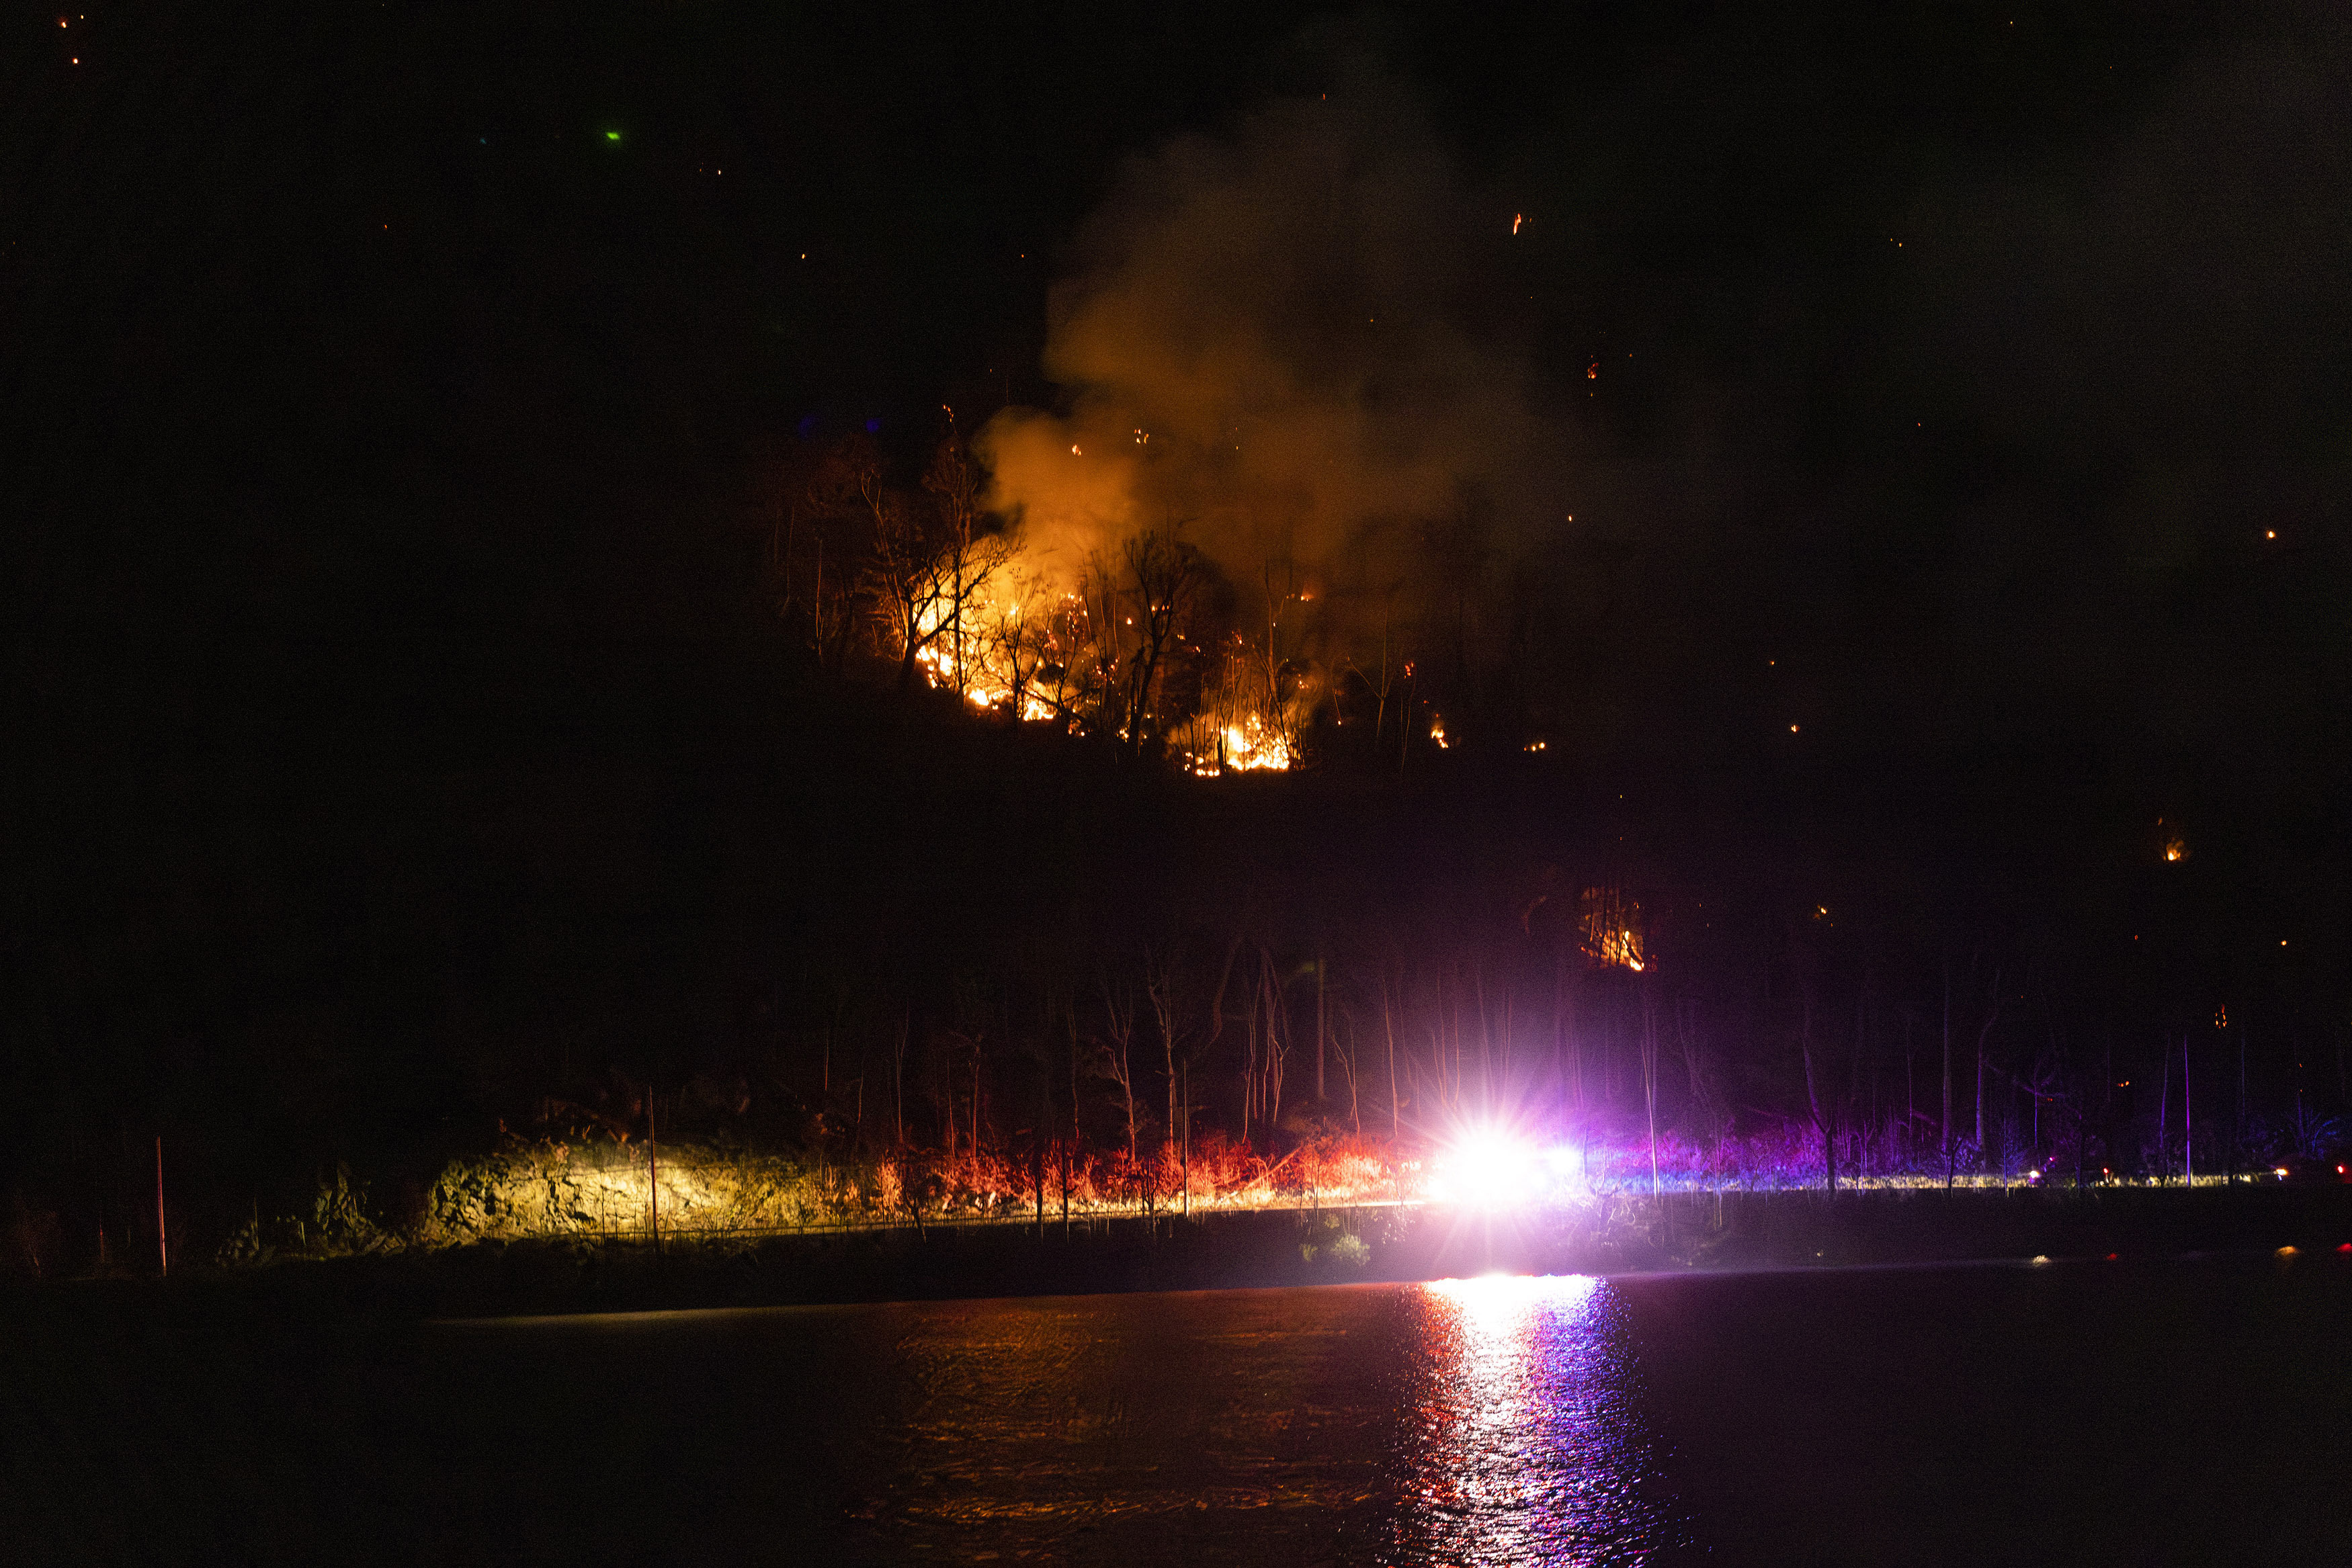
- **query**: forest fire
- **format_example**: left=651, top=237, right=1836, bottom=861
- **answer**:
left=1183, top=713, right=1296, bottom=776
left=773, top=428, right=1313, bottom=771
left=911, top=586, right=1074, bottom=726
left=745, top=80, right=1580, bottom=781
left=1579, top=887, right=1646, bottom=971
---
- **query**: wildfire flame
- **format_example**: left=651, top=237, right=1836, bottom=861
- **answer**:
left=1183, top=713, right=1296, bottom=776
left=905, top=554, right=1299, bottom=773
left=1579, top=887, right=1646, bottom=971
left=912, top=589, right=1070, bottom=724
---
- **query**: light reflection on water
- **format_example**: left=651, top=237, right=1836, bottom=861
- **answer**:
left=11, top=1258, right=2342, bottom=1564
left=1392, top=1274, right=1684, bottom=1565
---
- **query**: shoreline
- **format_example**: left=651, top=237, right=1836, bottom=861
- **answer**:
left=14, top=1184, right=2349, bottom=1327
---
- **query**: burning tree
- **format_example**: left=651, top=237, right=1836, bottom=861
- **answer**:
left=767, top=422, right=1506, bottom=778
left=1105, top=525, right=1209, bottom=756
left=1579, top=887, right=1646, bottom=972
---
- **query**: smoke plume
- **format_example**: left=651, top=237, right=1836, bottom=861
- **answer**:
left=978, top=73, right=1570, bottom=662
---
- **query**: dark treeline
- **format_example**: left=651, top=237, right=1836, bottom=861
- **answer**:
left=6, top=650, right=2343, bottom=1270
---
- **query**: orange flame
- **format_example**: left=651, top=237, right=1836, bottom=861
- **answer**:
left=1579, top=887, right=1646, bottom=971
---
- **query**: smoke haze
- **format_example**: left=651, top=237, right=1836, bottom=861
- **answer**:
left=978, top=71, right=1572, bottom=664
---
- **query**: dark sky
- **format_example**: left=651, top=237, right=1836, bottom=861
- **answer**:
left=6, top=0, right=2345, bottom=814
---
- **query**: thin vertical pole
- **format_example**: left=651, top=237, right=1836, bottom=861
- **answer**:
left=1316, top=952, right=1327, bottom=1102
left=1941, top=962, right=1952, bottom=1187
left=1181, top=1060, right=1191, bottom=1219
left=2157, top=1046, right=2170, bottom=1184
left=2183, top=1034, right=2193, bottom=1185
left=2235, top=1025, right=2246, bottom=1185
left=1383, top=973, right=1400, bottom=1141
left=648, top=1088, right=659, bottom=1251
left=1643, top=988, right=1661, bottom=1201
left=155, top=1137, right=167, bottom=1278
left=1063, top=1050, right=1075, bottom=1237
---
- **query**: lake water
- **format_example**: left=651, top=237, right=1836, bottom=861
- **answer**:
left=9, top=1254, right=2350, bottom=1564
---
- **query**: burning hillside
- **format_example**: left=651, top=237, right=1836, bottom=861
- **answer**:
left=760, top=73, right=1574, bottom=773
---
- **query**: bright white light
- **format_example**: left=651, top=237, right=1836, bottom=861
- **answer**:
left=1431, top=1137, right=1540, bottom=1209
left=1429, top=1125, right=1586, bottom=1210
left=1429, top=1270, right=1597, bottom=1332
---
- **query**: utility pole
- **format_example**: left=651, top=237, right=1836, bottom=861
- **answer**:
left=2183, top=1034, right=2193, bottom=1185
left=155, top=1136, right=167, bottom=1278
left=2236, top=1024, right=2246, bottom=1186
left=1941, top=962, right=1953, bottom=1190
left=1384, top=975, right=1400, bottom=1142
left=1316, top=952, right=1327, bottom=1101
left=647, top=1086, right=659, bottom=1252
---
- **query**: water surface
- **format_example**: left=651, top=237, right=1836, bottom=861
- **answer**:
left=9, top=1256, right=2349, bottom=1565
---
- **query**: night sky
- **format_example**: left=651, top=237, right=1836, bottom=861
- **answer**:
left=15, top=5, right=2345, bottom=763
left=5, top=3, right=2346, bottom=1206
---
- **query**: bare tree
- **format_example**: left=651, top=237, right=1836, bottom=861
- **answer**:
left=1381, top=965, right=1402, bottom=1140
left=1114, top=525, right=1207, bottom=755
left=1801, top=992, right=1836, bottom=1195
left=1347, top=584, right=1405, bottom=752
left=848, top=433, right=1018, bottom=692
left=1334, top=1008, right=1362, bottom=1135
left=1097, top=973, right=1140, bottom=1162
left=1258, top=947, right=1290, bottom=1131
left=1143, top=945, right=1188, bottom=1160
left=1974, top=968, right=2003, bottom=1158
left=798, top=437, right=891, bottom=672
left=977, top=566, right=1056, bottom=722
left=921, top=429, right=1009, bottom=697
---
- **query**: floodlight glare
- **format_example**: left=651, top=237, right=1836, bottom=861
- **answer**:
left=1428, top=1124, right=1588, bottom=1210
